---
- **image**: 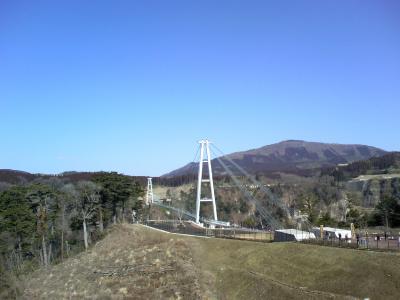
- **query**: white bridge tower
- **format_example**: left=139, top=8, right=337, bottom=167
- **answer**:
left=195, top=139, right=218, bottom=224
left=146, top=177, right=154, bottom=205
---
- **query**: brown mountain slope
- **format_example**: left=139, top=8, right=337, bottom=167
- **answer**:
left=163, top=140, right=387, bottom=177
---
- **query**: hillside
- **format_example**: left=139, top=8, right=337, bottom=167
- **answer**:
left=0, top=169, right=36, bottom=184
left=22, top=224, right=202, bottom=299
left=325, top=152, right=400, bottom=210
left=163, top=140, right=387, bottom=178
left=22, top=224, right=400, bottom=299
left=0, top=170, right=148, bottom=186
left=323, top=152, right=400, bottom=181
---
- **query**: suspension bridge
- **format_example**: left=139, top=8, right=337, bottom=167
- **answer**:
left=140, top=139, right=400, bottom=250
left=144, top=139, right=308, bottom=233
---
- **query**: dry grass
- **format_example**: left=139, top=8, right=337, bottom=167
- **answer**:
left=188, top=235, right=400, bottom=300
left=229, top=232, right=273, bottom=241
left=22, top=224, right=201, bottom=299
left=22, top=224, right=400, bottom=299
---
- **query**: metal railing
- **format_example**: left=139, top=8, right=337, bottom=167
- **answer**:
left=301, top=233, right=400, bottom=252
left=143, top=221, right=400, bottom=251
left=144, top=220, right=273, bottom=242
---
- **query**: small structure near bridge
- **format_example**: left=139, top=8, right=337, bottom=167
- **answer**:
left=313, top=227, right=352, bottom=240
left=274, top=229, right=316, bottom=242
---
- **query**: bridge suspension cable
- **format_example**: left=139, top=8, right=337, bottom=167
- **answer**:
left=211, top=143, right=313, bottom=231
left=211, top=144, right=289, bottom=213
left=152, top=140, right=311, bottom=230
left=211, top=151, right=282, bottom=229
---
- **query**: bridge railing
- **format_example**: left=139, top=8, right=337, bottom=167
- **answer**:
left=144, top=220, right=273, bottom=242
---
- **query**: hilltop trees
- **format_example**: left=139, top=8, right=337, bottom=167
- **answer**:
left=58, top=184, right=76, bottom=261
left=0, top=187, right=36, bottom=256
left=75, top=182, right=101, bottom=250
left=94, top=172, right=143, bottom=224
left=25, top=184, right=59, bottom=267
left=94, top=172, right=144, bottom=224
left=298, top=192, right=318, bottom=223
left=323, top=152, right=400, bottom=182
left=374, top=195, right=400, bottom=228
left=0, top=173, right=145, bottom=293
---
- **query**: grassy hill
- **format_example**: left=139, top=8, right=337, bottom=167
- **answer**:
left=22, top=224, right=400, bottom=299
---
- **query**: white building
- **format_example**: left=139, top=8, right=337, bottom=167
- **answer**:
left=313, top=227, right=352, bottom=239
left=274, top=229, right=316, bottom=242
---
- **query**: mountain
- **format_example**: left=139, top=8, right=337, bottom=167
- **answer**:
left=0, top=169, right=36, bottom=184
left=163, top=140, right=387, bottom=177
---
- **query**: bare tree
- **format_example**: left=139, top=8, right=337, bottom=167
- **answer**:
left=76, top=181, right=101, bottom=250
left=59, top=183, right=77, bottom=261
left=37, top=202, right=48, bottom=267
left=173, top=199, right=186, bottom=223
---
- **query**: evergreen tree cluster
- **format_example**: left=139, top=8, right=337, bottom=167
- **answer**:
left=0, top=172, right=144, bottom=295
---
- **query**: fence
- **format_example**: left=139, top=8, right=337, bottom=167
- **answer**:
left=144, top=220, right=273, bottom=242
left=302, top=232, right=400, bottom=252
left=144, top=221, right=400, bottom=252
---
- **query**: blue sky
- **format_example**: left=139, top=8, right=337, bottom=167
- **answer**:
left=1, top=0, right=399, bottom=176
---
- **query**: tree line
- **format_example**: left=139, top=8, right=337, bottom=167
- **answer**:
left=0, top=172, right=144, bottom=297
left=321, top=152, right=400, bottom=182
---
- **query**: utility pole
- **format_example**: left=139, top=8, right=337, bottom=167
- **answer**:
left=195, top=139, right=218, bottom=224
left=146, top=178, right=154, bottom=205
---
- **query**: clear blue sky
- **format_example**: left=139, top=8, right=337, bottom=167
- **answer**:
left=1, top=1, right=399, bottom=176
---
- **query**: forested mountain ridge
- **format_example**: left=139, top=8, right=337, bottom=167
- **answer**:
left=0, top=169, right=36, bottom=184
left=322, top=152, right=400, bottom=181
left=0, top=169, right=149, bottom=186
left=160, top=148, right=400, bottom=231
left=163, top=140, right=387, bottom=178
